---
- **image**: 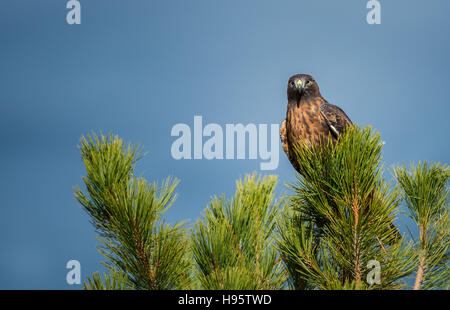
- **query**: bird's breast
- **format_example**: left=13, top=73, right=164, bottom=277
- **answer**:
left=286, top=98, right=329, bottom=145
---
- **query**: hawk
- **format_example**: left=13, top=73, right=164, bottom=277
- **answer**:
left=280, top=74, right=400, bottom=244
left=280, top=74, right=352, bottom=173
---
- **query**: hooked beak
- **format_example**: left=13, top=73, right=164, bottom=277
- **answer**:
left=296, top=79, right=304, bottom=93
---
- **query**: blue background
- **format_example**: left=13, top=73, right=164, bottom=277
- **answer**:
left=0, top=0, right=448, bottom=289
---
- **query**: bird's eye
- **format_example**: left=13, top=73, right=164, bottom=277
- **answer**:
left=289, top=81, right=295, bottom=87
left=307, top=81, right=312, bottom=85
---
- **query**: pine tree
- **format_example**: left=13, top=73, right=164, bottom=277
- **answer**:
left=74, top=130, right=448, bottom=290
left=394, top=162, right=449, bottom=290
left=276, top=126, right=417, bottom=289
left=191, top=174, right=286, bottom=289
left=74, top=134, right=193, bottom=290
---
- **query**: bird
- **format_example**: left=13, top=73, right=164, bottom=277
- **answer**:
left=280, top=73, right=401, bottom=245
left=280, top=74, right=352, bottom=173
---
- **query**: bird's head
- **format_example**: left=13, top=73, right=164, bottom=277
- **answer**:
left=287, top=74, right=320, bottom=102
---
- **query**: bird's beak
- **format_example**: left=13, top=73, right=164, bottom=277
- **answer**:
left=296, top=80, right=304, bottom=93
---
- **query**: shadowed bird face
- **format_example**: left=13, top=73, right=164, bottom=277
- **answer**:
left=287, top=74, right=320, bottom=102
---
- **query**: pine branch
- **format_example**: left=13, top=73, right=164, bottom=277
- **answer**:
left=395, top=162, right=449, bottom=290
left=74, top=133, right=192, bottom=290
left=84, top=269, right=133, bottom=290
left=278, top=126, right=415, bottom=289
left=191, top=173, right=287, bottom=290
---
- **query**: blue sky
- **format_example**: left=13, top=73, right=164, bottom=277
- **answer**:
left=0, top=0, right=448, bottom=289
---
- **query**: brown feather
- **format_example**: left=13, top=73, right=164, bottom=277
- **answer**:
left=280, top=74, right=352, bottom=174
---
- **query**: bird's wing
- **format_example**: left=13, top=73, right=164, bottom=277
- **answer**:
left=320, top=102, right=353, bottom=138
left=280, top=119, right=289, bottom=156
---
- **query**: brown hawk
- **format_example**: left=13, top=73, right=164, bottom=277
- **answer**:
left=280, top=74, right=352, bottom=173
left=280, top=74, right=400, bottom=244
